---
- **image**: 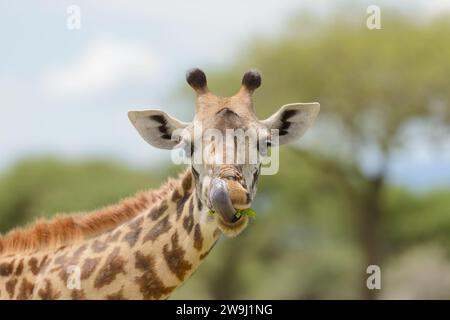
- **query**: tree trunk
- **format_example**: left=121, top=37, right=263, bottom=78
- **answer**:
left=360, top=175, right=384, bottom=299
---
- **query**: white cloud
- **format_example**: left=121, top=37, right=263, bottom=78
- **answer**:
left=43, top=38, right=161, bottom=98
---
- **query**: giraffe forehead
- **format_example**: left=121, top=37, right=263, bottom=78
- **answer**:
left=195, top=93, right=254, bottom=121
left=192, top=109, right=260, bottom=136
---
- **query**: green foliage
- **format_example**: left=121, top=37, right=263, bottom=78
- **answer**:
left=385, top=187, right=450, bottom=250
left=208, top=208, right=257, bottom=218
left=235, top=208, right=257, bottom=219
left=0, top=158, right=161, bottom=233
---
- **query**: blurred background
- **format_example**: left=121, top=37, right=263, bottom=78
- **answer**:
left=1, top=0, right=450, bottom=299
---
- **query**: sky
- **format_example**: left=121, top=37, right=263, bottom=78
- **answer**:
left=0, top=0, right=449, bottom=190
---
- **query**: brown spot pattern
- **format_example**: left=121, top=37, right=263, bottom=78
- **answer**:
left=128, top=216, right=144, bottom=230
left=123, top=227, right=142, bottom=247
left=81, top=257, right=101, bottom=279
left=54, top=250, right=68, bottom=266
left=123, top=216, right=143, bottom=247
left=57, top=268, right=69, bottom=283
left=176, top=192, right=191, bottom=220
left=0, top=260, right=14, bottom=276
left=181, top=173, right=192, bottom=192
left=5, top=278, right=18, bottom=298
left=162, top=232, right=192, bottom=281
left=196, top=195, right=203, bottom=211
left=71, top=289, right=86, bottom=300
left=171, top=189, right=182, bottom=202
left=193, top=224, right=204, bottom=251
left=105, top=229, right=122, bottom=242
left=54, top=245, right=82, bottom=274
left=54, top=247, right=84, bottom=282
left=15, top=259, right=24, bottom=276
left=17, top=278, right=34, bottom=300
left=143, top=215, right=171, bottom=243
left=106, top=287, right=128, bottom=300
left=91, top=239, right=108, bottom=253
left=38, top=279, right=61, bottom=300
left=94, top=247, right=126, bottom=289
left=28, top=257, right=40, bottom=275
left=134, top=251, right=175, bottom=300
left=72, top=244, right=88, bottom=260
left=147, top=200, right=168, bottom=221
left=182, top=198, right=194, bottom=235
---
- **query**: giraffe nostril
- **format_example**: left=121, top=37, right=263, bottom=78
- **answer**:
left=225, top=179, right=251, bottom=210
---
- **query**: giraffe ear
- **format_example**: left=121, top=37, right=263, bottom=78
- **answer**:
left=128, top=109, right=189, bottom=149
left=261, top=102, right=320, bottom=145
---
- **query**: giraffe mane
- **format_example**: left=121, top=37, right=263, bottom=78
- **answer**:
left=0, top=170, right=189, bottom=256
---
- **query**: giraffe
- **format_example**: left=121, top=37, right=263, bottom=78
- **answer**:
left=0, top=69, right=319, bottom=300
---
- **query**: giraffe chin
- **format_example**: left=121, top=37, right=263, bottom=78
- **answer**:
left=209, top=177, right=250, bottom=236
left=216, top=214, right=249, bottom=237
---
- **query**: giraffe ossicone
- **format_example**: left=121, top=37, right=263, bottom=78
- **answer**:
left=0, top=69, right=319, bottom=300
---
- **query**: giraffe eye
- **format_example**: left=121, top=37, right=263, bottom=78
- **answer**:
left=258, top=138, right=271, bottom=156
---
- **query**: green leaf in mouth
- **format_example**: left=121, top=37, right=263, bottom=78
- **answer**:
left=235, top=208, right=257, bottom=218
left=208, top=208, right=257, bottom=219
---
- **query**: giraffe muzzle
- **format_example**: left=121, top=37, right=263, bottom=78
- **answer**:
left=209, top=178, right=239, bottom=223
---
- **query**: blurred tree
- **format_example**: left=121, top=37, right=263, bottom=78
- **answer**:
left=0, top=158, right=162, bottom=233
left=206, top=13, right=450, bottom=298
left=1, top=158, right=449, bottom=299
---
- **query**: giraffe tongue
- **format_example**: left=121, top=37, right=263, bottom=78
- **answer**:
left=209, top=178, right=237, bottom=223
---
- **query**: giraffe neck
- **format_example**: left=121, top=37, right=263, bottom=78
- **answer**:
left=0, top=169, right=221, bottom=300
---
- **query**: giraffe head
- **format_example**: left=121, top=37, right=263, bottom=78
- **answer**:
left=128, top=69, right=319, bottom=236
